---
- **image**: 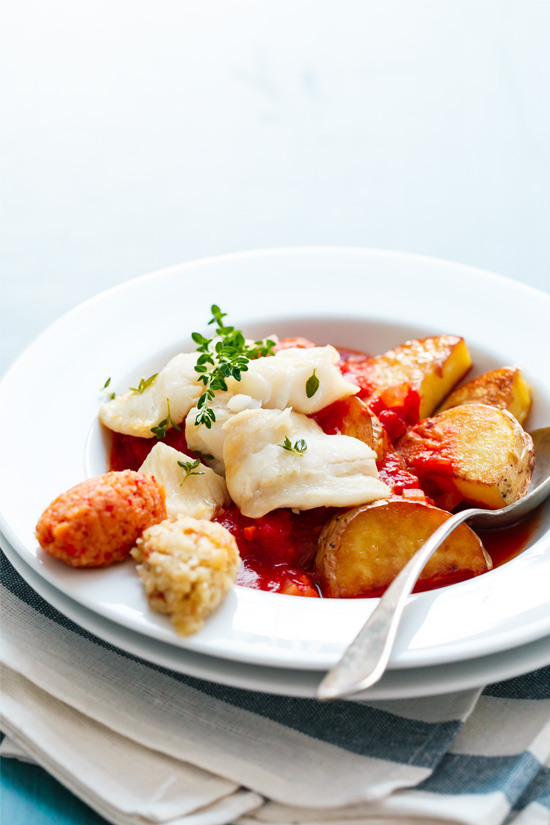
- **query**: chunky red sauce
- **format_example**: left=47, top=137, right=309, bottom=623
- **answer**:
left=110, top=427, right=194, bottom=472
left=377, top=453, right=424, bottom=496
left=213, top=505, right=333, bottom=597
left=310, top=398, right=357, bottom=435
left=369, top=386, right=421, bottom=441
left=108, top=341, right=538, bottom=598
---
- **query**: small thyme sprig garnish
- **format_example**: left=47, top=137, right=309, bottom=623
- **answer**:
left=192, top=304, right=275, bottom=429
left=130, top=373, right=158, bottom=394
left=151, top=398, right=181, bottom=439
left=279, top=436, right=307, bottom=456
left=100, top=377, right=116, bottom=400
left=177, top=458, right=204, bottom=484
left=305, top=368, right=319, bottom=398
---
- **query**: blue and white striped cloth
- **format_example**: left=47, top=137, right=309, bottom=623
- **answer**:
left=1, top=550, right=549, bottom=825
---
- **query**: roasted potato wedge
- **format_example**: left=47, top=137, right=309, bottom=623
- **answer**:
left=437, top=366, right=532, bottom=424
left=315, top=499, right=491, bottom=598
left=341, top=335, right=472, bottom=420
left=396, top=404, right=535, bottom=510
left=330, top=396, right=375, bottom=444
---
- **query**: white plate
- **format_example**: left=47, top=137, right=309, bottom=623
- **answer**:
left=0, top=248, right=549, bottom=672
left=4, top=532, right=550, bottom=700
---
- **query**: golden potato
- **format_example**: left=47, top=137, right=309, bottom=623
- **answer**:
left=343, top=335, right=472, bottom=421
left=437, top=366, right=532, bottom=424
left=315, top=499, right=491, bottom=598
left=396, top=404, right=535, bottom=510
left=335, top=396, right=375, bottom=445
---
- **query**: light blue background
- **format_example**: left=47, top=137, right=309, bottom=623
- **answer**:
left=1, top=2, right=549, bottom=822
left=2, top=0, right=549, bottom=377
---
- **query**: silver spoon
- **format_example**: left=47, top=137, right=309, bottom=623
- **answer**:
left=317, top=426, right=550, bottom=701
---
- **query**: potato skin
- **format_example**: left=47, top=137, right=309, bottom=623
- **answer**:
left=396, top=404, right=535, bottom=510
left=315, top=499, right=491, bottom=598
left=437, top=367, right=532, bottom=425
left=36, top=470, right=167, bottom=567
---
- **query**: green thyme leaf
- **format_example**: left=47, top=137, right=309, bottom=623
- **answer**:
left=279, top=436, right=307, bottom=456
left=130, top=373, right=158, bottom=394
left=306, top=369, right=319, bottom=398
left=192, top=450, right=215, bottom=461
left=100, top=377, right=116, bottom=400
left=177, top=458, right=204, bottom=484
left=151, top=398, right=181, bottom=439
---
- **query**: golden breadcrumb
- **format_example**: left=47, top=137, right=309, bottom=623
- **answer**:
left=131, top=517, right=241, bottom=635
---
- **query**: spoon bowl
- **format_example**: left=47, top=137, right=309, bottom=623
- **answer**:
left=317, top=427, right=550, bottom=701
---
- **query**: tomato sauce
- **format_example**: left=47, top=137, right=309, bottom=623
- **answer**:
left=309, top=398, right=355, bottom=435
left=377, top=453, right=423, bottom=496
left=368, top=386, right=421, bottom=441
left=110, top=427, right=196, bottom=472
left=477, top=509, right=542, bottom=568
left=236, top=560, right=320, bottom=597
left=337, top=351, right=377, bottom=397
left=213, top=505, right=334, bottom=597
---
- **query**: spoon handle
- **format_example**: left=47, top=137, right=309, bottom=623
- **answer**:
left=317, top=507, right=477, bottom=700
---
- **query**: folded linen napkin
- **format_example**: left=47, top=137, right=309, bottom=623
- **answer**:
left=1, top=550, right=549, bottom=825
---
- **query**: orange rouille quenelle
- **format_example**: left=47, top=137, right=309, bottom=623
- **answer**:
left=36, top=470, right=167, bottom=567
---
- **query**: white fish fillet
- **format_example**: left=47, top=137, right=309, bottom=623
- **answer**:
left=223, top=408, right=390, bottom=518
left=139, top=442, right=229, bottom=521
left=224, top=346, right=359, bottom=414
left=99, top=353, right=202, bottom=438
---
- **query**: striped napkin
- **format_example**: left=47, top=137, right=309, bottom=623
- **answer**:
left=1, top=550, right=549, bottom=825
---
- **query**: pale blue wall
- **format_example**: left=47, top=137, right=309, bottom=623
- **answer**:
left=2, top=0, right=549, bottom=373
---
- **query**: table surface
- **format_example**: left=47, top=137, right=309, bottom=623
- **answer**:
left=1, top=1, right=549, bottom=823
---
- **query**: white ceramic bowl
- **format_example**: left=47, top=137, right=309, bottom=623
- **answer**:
left=1, top=248, right=548, bottom=672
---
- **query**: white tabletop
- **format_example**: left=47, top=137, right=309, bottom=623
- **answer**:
left=2, top=0, right=549, bottom=376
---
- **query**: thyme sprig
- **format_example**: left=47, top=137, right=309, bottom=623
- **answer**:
left=100, top=377, right=115, bottom=400
left=151, top=398, right=181, bottom=439
left=279, top=436, right=307, bottom=456
left=192, top=304, right=275, bottom=428
left=130, top=373, right=158, bottom=394
left=177, top=458, right=204, bottom=484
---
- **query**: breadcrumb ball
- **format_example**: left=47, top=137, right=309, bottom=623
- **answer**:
left=131, top=517, right=241, bottom=636
left=36, top=470, right=167, bottom=567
